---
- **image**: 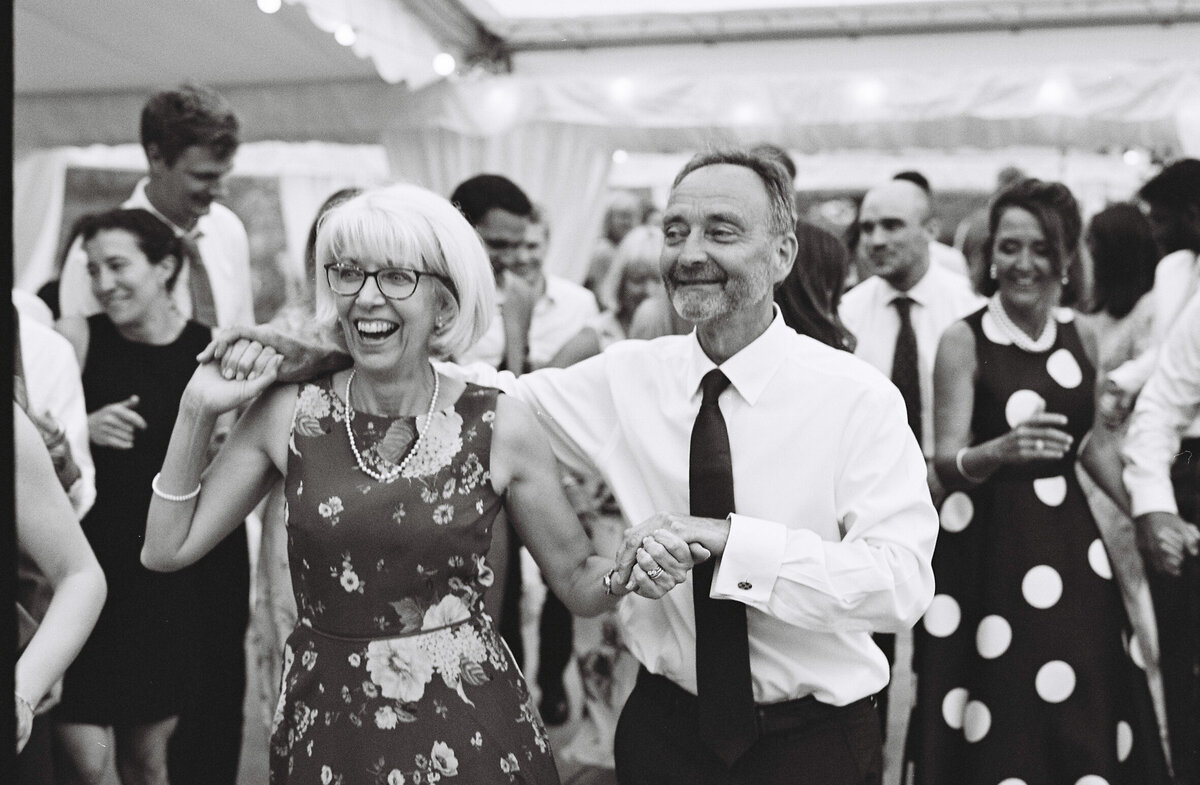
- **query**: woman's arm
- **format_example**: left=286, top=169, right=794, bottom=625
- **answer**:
left=489, top=395, right=647, bottom=616
left=933, top=321, right=1077, bottom=490
left=545, top=326, right=602, bottom=369
left=142, top=355, right=288, bottom=571
left=932, top=322, right=984, bottom=489
left=14, top=405, right=106, bottom=748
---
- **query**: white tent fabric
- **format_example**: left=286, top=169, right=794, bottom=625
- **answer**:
left=14, top=143, right=391, bottom=292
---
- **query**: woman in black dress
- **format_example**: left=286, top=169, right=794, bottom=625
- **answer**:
left=54, top=208, right=212, bottom=785
left=911, top=180, right=1167, bottom=784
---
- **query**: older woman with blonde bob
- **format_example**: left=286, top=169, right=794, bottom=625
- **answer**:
left=143, top=183, right=661, bottom=784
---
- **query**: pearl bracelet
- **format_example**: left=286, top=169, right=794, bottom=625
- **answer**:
left=955, top=447, right=987, bottom=484
left=151, top=472, right=201, bottom=502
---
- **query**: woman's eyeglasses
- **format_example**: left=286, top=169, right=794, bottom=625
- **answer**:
left=324, top=264, right=454, bottom=301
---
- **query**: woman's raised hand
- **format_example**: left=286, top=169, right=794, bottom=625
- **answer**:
left=183, top=350, right=283, bottom=416
left=994, top=412, right=1074, bottom=464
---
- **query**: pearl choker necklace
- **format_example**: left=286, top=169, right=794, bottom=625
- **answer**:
left=987, top=295, right=1057, bottom=353
left=344, top=367, right=440, bottom=482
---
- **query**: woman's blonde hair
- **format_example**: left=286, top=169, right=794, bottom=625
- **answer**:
left=599, top=224, right=664, bottom=313
left=313, top=183, right=496, bottom=359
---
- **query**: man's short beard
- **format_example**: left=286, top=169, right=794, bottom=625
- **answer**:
left=670, top=288, right=726, bottom=323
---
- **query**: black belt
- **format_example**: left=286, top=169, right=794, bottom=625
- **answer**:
left=635, top=667, right=875, bottom=737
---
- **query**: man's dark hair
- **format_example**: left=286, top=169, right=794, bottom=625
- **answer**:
left=449, top=174, right=533, bottom=228
left=1086, top=202, right=1158, bottom=320
left=1138, top=158, right=1200, bottom=210
left=77, top=208, right=184, bottom=291
left=140, top=83, right=239, bottom=166
left=749, top=143, right=797, bottom=182
left=893, top=170, right=932, bottom=196
left=673, top=149, right=796, bottom=236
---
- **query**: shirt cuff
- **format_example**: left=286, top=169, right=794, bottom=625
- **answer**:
left=711, top=513, right=787, bottom=605
left=1128, top=482, right=1180, bottom=519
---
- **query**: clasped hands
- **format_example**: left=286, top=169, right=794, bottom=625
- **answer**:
left=608, top=513, right=728, bottom=600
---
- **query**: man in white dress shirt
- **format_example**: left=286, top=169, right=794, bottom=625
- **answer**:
left=839, top=178, right=981, bottom=739
left=842, top=179, right=984, bottom=497
left=1122, top=291, right=1200, bottom=784
left=56, top=83, right=254, bottom=785
left=58, top=84, right=255, bottom=330
left=220, top=149, right=938, bottom=784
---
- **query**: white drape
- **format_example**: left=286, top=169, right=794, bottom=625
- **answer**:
left=12, top=142, right=391, bottom=293
left=382, top=121, right=614, bottom=284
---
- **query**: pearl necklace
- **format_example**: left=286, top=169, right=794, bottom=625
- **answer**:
left=987, top=295, right=1057, bottom=353
left=344, top=367, right=440, bottom=482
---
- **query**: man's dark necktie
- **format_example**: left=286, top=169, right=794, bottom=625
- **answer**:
left=690, top=368, right=757, bottom=765
left=891, top=296, right=922, bottom=446
left=177, top=232, right=219, bottom=328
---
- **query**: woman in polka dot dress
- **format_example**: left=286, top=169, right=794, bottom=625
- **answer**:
left=909, top=179, right=1168, bottom=785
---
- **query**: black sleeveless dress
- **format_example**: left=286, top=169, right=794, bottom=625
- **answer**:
left=909, top=306, right=1163, bottom=784
left=56, top=316, right=210, bottom=724
left=270, top=377, right=559, bottom=784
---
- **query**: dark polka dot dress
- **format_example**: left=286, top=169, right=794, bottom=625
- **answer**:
left=907, top=306, right=1166, bottom=785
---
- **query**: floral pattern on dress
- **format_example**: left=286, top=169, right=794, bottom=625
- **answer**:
left=273, top=379, right=558, bottom=784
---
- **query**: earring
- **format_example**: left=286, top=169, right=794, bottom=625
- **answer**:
left=989, top=264, right=997, bottom=280
left=435, top=318, right=444, bottom=330
left=1060, top=275, right=1069, bottom=286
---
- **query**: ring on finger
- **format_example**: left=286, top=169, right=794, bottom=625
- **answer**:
left=645, top=567, right=663, bottom=579
left=1035, top=439, right=1045, bottom=452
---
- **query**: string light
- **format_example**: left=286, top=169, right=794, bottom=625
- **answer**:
left=433, top=52, right=456, bottom=76
left=1036, top=77, right=1072, bottom=108
left=612, top=149, right=629, bottom=164
left=852, top=78, right=885, bottom=107
left=334, top=24, right=357, bottom=46
left=257, top=0, right=282, bottom=13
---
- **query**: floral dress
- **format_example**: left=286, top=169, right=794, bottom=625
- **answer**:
left=271, top=377, right=559, bottom=785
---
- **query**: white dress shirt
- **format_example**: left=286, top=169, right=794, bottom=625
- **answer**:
left=930, top=241, right=970, bottom=279
left=1122, top=292, right=1200, bottom=518
left=17, top=313, right=95, bottom=517
left=1109, top=249, right=1200, bottom=439
left=455, top=310, right=938, bottom=706
left=458, top=275, right=599, bottom=369
left=58, top=178, right=255, bottom=328
left=839, top=264, right=984, bottom=455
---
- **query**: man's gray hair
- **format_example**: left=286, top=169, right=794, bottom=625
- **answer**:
left=671, top=149, right=797, bottom=236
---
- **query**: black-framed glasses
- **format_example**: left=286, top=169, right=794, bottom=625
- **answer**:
left=324, top=263, right=454, bottom=301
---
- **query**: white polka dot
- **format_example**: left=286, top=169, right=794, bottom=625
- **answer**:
left=924, top=594, right=962, bottom=637
left=1117, top=720, right=1133, bottom=762
left=1022, top=565, right=1063, bottom=609
left=1128, top=632, right=1146, bottom=670
left=942, top=687, right=968, bottom=729
left=982, top=311, right=1013, bottom=345
left=1036, top=660, right=1076, bottom=703
left=976, top=615, right=1012, bottom=659
left=1046, top=348, right=1083, bottom=389
left=940, top=492, right=974, bottom=533
left=1074, top=777, right=1110, bottom=785
left=1005, top=389, right=1046, bottom=427
left=1055, top=307, right=1075, bottom=323
left=963, top=700, right=991, bottom=742
left=1033, top=476, right=1068, bottom=507
left=1088, top=539, right=1113, bottom=580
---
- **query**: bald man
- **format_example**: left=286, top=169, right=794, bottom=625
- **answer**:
left=839, top=179, right=982, bottom=737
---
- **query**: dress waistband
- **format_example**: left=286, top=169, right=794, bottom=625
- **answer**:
left=299, top=613, right=479, bottom=643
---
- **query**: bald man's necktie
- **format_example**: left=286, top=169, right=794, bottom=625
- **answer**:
left=690, top=368, right=757, bottom=765
left=177, top=232, right=219, bottom=327
left=892, top=296, right=922, bottom=446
